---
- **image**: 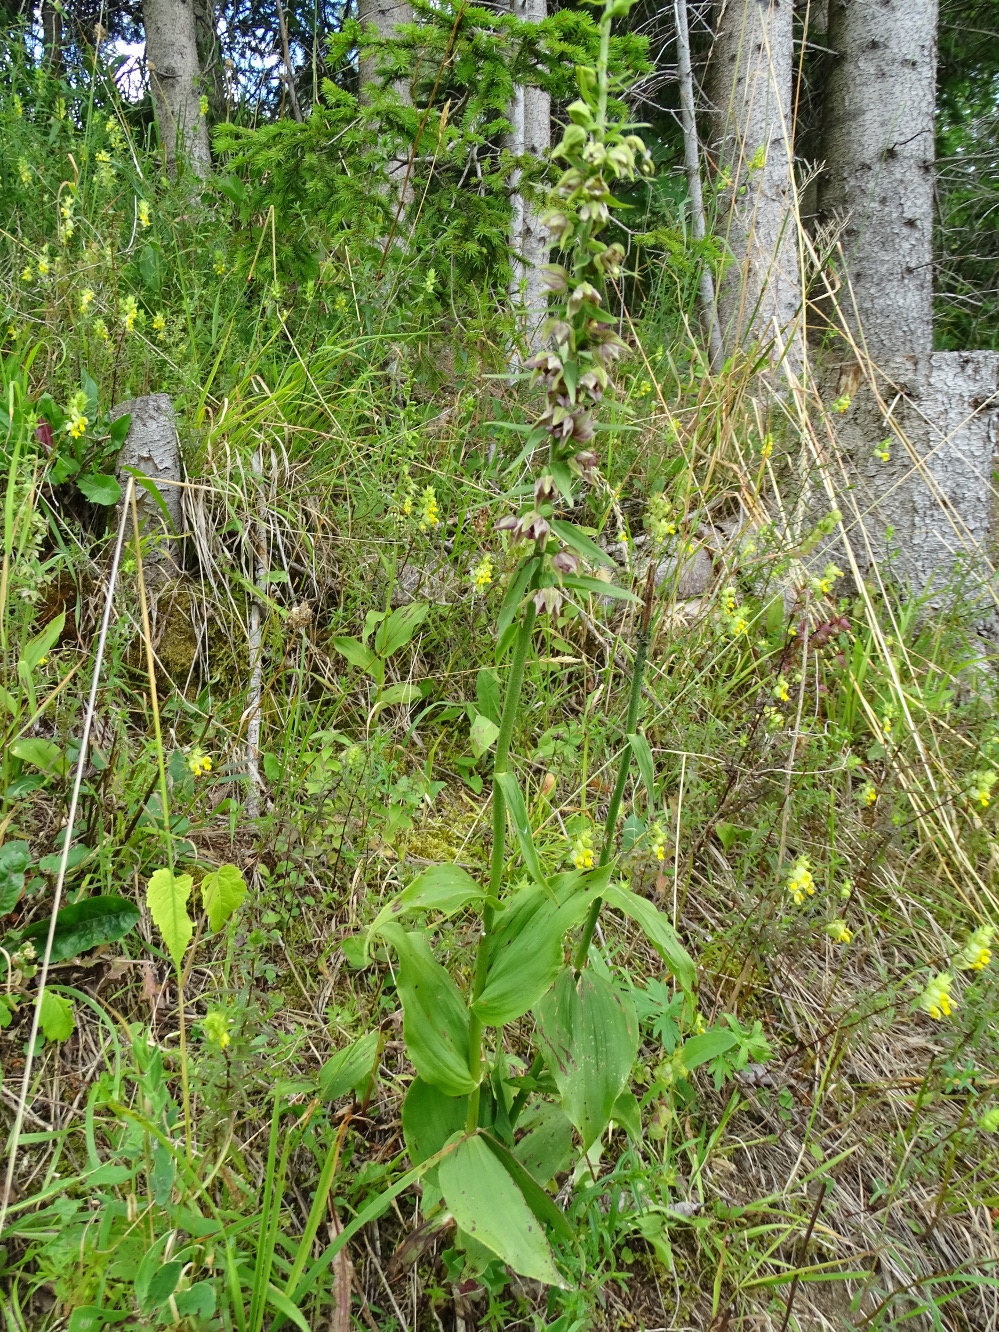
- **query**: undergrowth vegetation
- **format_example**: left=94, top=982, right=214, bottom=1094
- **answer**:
left=1, top=5, right=998, bottom=1331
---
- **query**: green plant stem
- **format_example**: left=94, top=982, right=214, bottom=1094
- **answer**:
left=509, top=1052, right=545, bottom=1127
left=466, top=595, right=538, bottom=1133
left=131, top=489, right=191, bottom=1161
left=573, top=621, right=651, bottom=970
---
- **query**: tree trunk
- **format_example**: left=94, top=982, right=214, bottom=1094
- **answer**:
left=358, top=0, right=414, bottom=204
left=675, top=0, right=722, bottom=368
left=358, top=0, right=413, bottom=99
left=819, top=353, right=998, bottom=598
left=709, top=0, right=802, bottom=367
left=41, top=0, right=63, bottom=72
left=144, top=0, right=212, bottom=178
left=507, top=0, right=550, bottom=347
left=818, top=0, right=937, bottom=358
left=111, top=394, right=184, bottom=577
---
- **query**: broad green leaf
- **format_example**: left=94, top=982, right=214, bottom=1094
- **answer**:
left=331, top=636, right=378, bottom=676
left=265, top=1285, right=309, bottom=1332
left=513, top=1102, right=575, bottom=1183
left=319, top=1030, right=380, bottom=1102
left=11, top=737, right=65, bottom=775
left=201, top=863, right=247, bottom=933
left=0, top=841, right=30, bottom=915
left=38, top=990, right=75, bottom=1042
left=172, top=1283, right=216, bottom=1321
left=715, top=821, right=747, bottom=852
left=550, top=518, right=617, bottom=569
left=379, top=923, right=476, bottom=1095
left=20, top=610, right=65, bottom=673
left=38, top=844, right=91, bottom=875
left=473, top=882, right=597, bottom=1027
left=146, top=868, right=194, bottom=971
left=439, top=1135, right=562, bottom=1286
left=402, top=1076, right=468, bottom=1164
left=469, top=713, right=500, bottom=759
left=495, top=771, right=549, bottom=891
left=146, top=1261, right=184, bottom=1307
left=497, top=556, right=539, bottom=642
left=611, top=1090, right=642, bottom=1140
left=377, top=682, right=418, bottom=707
left=536, top=968, right=639, bottom=1151
left=628, top=733, right=656, bottom=805
left=377, top=602, right=429, bottom=657
left=368, top=863, right=485, bottom=948
left=21, top=895, right=140, bottom=962
left=602, top=881, right=696, bottom=992
left=475, top=667, right=502, bottom=725
left=561, top=574, right=640, bottom=604
left=678, top=1029, right=738, bottom=1072
left=78, top=472, right=122, bottom=506
left=108, top=411, right=132, bottom=447
left=482, top=1133, right=574, bottom=1245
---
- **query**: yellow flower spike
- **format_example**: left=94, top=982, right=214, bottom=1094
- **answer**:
left=786, top=857, right=815, bottom=907
left=418, top=486, right=439, bottom=531
left=773, top=676, right=790, bottom=703
left=137, top=199, right=151, bottom=228
left=956, top=925, right=994, bottom=973
left=648, top=820, right=667, bottom=864
left=152, top=311, right=166, bottom=340
left=80, top=288, right=94, bottom=313
left=826, top=919, right=852, bottom=944
left=571, top=828, right=595, bottom=871
left=917, top=971, right=957, bottom=1021
left=471, top=555, right=493, bottom=592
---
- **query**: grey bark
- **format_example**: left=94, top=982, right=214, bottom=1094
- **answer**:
left=144, top=0, right=212, bottom=177
left=111, top=394, right=184, bottom=575
left=358, top=0, right=414, bottom=204
left=507, top=0, right=550, bottom=346
left=709, top=0, right=802, bottom=367
left=818, top=0, right=937, bottom=360
left=675, top=0, right=723, bottom=368
left=821, top=354, right=998, bottom=599
left=41, top=0, right=63, bottom=71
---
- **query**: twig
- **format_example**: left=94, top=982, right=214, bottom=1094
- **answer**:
left=778, top=1182, right=827, bottom=1332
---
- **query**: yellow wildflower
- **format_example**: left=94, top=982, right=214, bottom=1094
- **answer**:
left=121, top=295, right=138, bottom=332
left=860, top=781, right=877, bottom=807
left=786, top=857, right=816, bottom=906
left=826, top=919, right=852, bottom=944
left=760, top=434, right=773, bottom=461
left=21, top=265, right=33, bottom=282
left=92, top=318, right=109, bottom=342
left=65, top=390, right=89, bottom=440
left=152, top=311, right=166, bottom=339
left=955, top=925, right=994, bottom=973
left=418, top=486, right=439, bottom=531
left=649, top=820, right=667, bottom=864
left=213, top=250, right=226, bottom=276
left=80, top=288, right=95, bottom=313
left=831, top=393, right=851, bottom=414
left=571, top=828, right=595, bottom=871
left=968, top=770, right=996, bottom=810
left=773, top=676, right=790, bottom=703
left=471, top=555, right=493, bottom=592
left=918, top=971, right=956, bottom=1021
left=137, top=199, right=151, bottom=228
left=199, top=93, right=209, bottom=116
left=187, top=747, right=212, bottom=778
left=18, top=157, right=31, bottom=185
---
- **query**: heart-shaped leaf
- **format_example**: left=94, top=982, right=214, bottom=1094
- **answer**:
left=201, top=863, right=247, bottom=933
left=146, top=868, right=193, bottom=971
